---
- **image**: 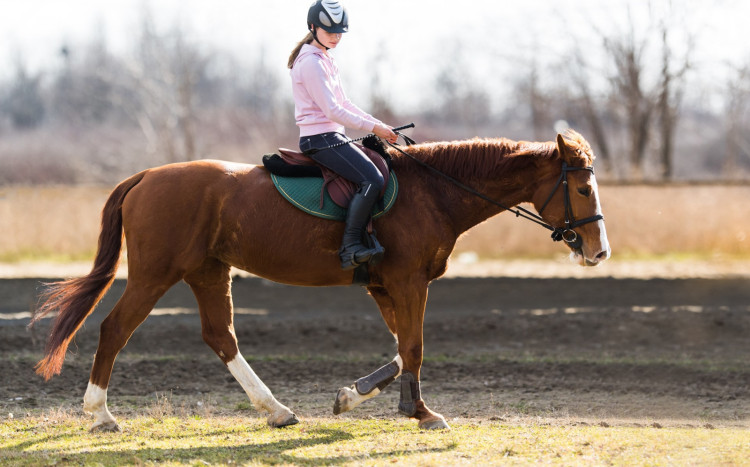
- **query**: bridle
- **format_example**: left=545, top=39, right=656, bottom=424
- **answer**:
left=385, top=137, right=604, bottom=250
left=535, top=162, right=604, bottom=250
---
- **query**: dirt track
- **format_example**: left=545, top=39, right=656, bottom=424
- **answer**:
left=1, top=272, right=749, bottom=427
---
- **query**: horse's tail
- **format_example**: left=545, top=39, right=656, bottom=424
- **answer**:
left=30, top=171, right=146, bottom=381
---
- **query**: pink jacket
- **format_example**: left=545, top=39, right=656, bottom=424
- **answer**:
left=291, top=44, right=382, bottom=137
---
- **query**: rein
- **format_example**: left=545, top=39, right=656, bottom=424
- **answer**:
left=303, top=123, right=416, bottom=155
left=385, top=136, right=604, bottom=249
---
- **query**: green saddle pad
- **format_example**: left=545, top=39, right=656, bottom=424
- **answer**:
left=271, top=172, right=398, bottom=221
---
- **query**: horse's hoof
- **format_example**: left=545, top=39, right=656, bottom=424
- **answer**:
left=333, top=387, right=355, bottom=415
left=418, top=417, right=450, bottom=430
left=90, top=421, right=122, bottom=433
left=268, top=412, right=299, bottom=428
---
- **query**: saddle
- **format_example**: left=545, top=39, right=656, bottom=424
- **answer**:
left=262, top=136, right=393, bottom=210
left=261, top=136, right=397, bottom=287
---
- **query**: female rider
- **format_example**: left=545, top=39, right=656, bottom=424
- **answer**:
left=288, top=0, right=398, bottom=270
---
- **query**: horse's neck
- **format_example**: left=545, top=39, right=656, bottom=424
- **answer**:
left=410, top=141, right=548, bottom=235
left=442, top=174, right=537, bottom=236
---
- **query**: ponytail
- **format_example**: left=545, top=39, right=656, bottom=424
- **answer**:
left=287, top=32, right=314, bottom=69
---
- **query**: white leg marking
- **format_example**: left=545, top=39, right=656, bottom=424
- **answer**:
left=226, top=352, right=297, bottom=427
left=83, top=382, right=118, bottom=431
left=335, top=356, right=403, bottom=413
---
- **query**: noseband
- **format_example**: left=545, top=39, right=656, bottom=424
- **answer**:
left=537, top=162, right=604, bottom=250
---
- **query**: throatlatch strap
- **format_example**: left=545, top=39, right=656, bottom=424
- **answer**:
left=398, top=371, right=421, bottom=417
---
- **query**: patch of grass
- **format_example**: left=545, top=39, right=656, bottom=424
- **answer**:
left=235, top=401, right=253, bottom=411
left=1, top=414, right=747, bottom=466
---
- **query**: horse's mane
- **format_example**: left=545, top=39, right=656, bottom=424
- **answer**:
left=389, top=137, right=558, bottom=180
left=389, top=130, right=595, bottom=181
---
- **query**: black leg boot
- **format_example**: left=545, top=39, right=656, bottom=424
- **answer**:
left=339, top=182, right=385, bottom=270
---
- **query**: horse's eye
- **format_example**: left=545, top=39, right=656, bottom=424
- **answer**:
left=577, top=187, right=591, bottom=197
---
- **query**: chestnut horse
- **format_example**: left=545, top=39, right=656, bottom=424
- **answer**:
left=31, top=130, right=610, bottom=432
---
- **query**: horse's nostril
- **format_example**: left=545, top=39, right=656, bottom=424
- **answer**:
left=596, top=250, right=608, bottom=260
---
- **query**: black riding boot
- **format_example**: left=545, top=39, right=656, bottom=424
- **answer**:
left=339, top=182, right=385, bottom=270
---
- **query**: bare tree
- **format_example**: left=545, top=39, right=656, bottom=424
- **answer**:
left=368, top=46, right=396, bottom=124
left=604, top=24, right=653, bottom=179
left=582, top=2, right=694, bottom=180
left=50, top=30, right=121, bottom=126
left=724, top=63, right=750, bottom=177
left=96, top=12, right=209, bottom=163
left=1, top=62, right=45, bottom=129
left=521, top=56, right=553, bottom=141
left=567, top=50, right=613, bottom=172
left=426, top=41, right=491, bottom=134
left=654, top=20, right=692, bottom=180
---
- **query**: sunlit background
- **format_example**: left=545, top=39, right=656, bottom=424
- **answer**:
left=2, top=0, right=749, bottom=183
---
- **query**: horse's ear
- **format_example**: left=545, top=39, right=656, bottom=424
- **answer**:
left=556, top=134, right=573, bottom=164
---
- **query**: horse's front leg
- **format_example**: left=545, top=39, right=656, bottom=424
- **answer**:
left=333, top=355, right=403, bottom=414
left=333, top=284, right=448, bottom=430
left=390, top=281, right=449, bottom=430
left=333, top=287, right=401, bottom=414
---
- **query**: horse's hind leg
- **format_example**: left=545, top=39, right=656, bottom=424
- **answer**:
left=184, top=259, right=298, bottom=428
left=85, top=279, right=174, bottom=432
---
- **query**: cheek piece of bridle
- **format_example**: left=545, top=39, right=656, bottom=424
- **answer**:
left=384, top=135, right=604, bottom=251
left=535, top=162, right=604, bottom=251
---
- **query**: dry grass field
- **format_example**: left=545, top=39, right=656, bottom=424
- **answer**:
left=0, top=185, right=110, bottom=262
left=1, top=183, right=749, bottom=262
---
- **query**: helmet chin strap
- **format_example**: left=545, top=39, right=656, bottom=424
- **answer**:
left=310, top=25, right=330, bottom=50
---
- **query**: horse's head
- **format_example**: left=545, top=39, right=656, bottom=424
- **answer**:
left=532, top=130, right=611, bottom=266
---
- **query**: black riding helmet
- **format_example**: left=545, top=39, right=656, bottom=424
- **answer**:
left=307, top=0, right=349, bottom=33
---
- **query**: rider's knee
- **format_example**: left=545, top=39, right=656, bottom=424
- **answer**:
left=362, top=174, right=384, bottom=195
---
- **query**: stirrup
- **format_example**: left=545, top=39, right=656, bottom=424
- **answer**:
left=339, top=243, right=384, bottom=270
left=367, top=233, right=385, bottom=266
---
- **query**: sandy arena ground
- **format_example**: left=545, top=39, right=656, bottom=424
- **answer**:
left=1, top=259, right=748, bottom=429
